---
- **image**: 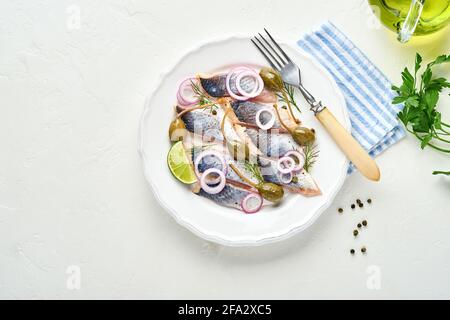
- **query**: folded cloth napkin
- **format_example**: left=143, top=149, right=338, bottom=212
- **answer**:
left=297, top=21, right=405, bottom=173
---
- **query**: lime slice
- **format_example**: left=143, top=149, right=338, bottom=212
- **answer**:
left=167, top=141, right=197, bottom=184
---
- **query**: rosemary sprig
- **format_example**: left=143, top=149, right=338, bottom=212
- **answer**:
left=303, top=143, right=319, bottom=172
left=276, top=83, right=300, bottom=113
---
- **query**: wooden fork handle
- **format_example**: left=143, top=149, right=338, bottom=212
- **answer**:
left=315, top=107, right=380, bottom=181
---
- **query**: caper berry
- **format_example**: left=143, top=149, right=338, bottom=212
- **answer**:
left=259, top=68, right=284, bottom=92
left=291, top=126, right=316, bottom=146
left=257, top=182, right=284, bottom=203
left=168, top=118, right=186, bottom=142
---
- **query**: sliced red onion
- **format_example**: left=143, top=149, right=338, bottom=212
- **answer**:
left=225, top=67, right=259, bottom=101
left=255, top=108, right=276, bottom=130
left=235, top=70, right=264, bottom=98
left=200, top=168, right=226, bottom=194
left=177, top=90, right=192, bottom=108
left=177, top=78, right=200, bottom=106
left=240, top=192, right=263, bottom=214
left=226, top=70, right=248, bottom=101
left=284, top=150, right=305, bottom=172
left=277, top=156, right=296, bottom=174
left=280, top=172, right=293, bottom=184
left=194, top=150, right=227, bottom=183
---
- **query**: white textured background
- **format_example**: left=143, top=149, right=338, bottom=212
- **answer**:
left=1, top=0, right=450, bottom=299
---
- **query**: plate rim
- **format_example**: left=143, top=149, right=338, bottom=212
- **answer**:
left=138, top=35, right=350, bottom=246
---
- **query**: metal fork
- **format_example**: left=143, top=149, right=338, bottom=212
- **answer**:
left=252, top=29, right=380, bottom=181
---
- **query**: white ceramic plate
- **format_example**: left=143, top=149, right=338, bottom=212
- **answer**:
left=139, top=36, right=350, bottom=246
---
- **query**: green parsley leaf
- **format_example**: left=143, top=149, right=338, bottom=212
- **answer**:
left=392, top=53, right=450, bottom=175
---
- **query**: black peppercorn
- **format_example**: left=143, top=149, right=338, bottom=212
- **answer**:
left=362, top=220, right=367, bottom=227
left=358, top=203, right=363, bottom=208
left=357, top=223, right=362, bottom=228
left=367, top=198, right=372, bottom=204
left=350, top=249, right=355, bottom=255
left=351, top=204, right=356, bottom=209
left=212, top=109, right=217, bottom=115
left=361, top=247, right=367, bottom=253
left=338, top=208, right=343, bottom=213
left=356, top=199, right=361, bottom=204
left=353, top=230, right=358, bottom=236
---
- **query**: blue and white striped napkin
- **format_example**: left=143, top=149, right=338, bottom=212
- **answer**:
left=297, top=21, right=405, bottom=173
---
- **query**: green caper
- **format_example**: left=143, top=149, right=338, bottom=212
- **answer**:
left=291, top=126, right=316, bottom=146
left=227, top=140, right=250, bottom=161
left=259, top=68, right=284, bottom=92
left=168, top=118, right=186, bottom=142
left=257, top=182, right=284, bottom=203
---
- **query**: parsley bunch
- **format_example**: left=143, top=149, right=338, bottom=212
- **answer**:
left=392, top=53, right=450, bottom=176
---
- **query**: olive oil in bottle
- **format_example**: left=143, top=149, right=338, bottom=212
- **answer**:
left=369, top=0, right=450, bottom=41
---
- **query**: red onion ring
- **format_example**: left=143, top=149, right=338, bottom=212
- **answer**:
left=235, top=70, right=264, bottom=98
left=277, top=156, right=296, bottom=174
left=255, top=108, right=276, bottom=130
left=194, top=150, right=227, bottom=183
left=177, top=90, right=192, bottom=108
left=240, top=192, right=263, bottom=214
left=200, top=168, right=226, bottom=194
left=280, top=172, right=293, bottom=184
left=226, top=72, right=248, bottom=101
left=284, top=150, right=305, bottom=172
left=225, top=67, right=254, bottom=101
left=177, top=78, right=200, bottom=106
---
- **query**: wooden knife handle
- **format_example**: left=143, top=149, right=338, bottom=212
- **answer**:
left=315, top=107, right=380, bottom=181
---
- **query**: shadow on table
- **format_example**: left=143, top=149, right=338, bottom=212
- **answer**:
left=165, top=207, right=335, bottom=265
left=216, top=213, right=332, bottom=264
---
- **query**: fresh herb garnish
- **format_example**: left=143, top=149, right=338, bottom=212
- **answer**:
left=259, top=68, right=300, bottom=121
left=276, top=83, right=300, bottom=113
left=303, top=143, right=319, bottom=172
left=244, top=161, right=264, bottom=183
left=432, top=171, right=450, bottom=176
left=190, top=80, right=219, bottom=114
left=392, top=53, right=450, bottom=175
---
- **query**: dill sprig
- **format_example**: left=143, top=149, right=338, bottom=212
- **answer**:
left=190, top=80, right=219, bottom=113
left=276, top=83, right=300, bottom=113
left=244, top=161, right=264, bottom=183
left=303, top=143, right=319, bottom=172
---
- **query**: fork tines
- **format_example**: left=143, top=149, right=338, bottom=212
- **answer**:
left=251, top=28, right=292, bottom=71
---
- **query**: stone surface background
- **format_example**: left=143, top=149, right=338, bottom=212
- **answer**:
left=1, top=0, right=449, bottom=299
